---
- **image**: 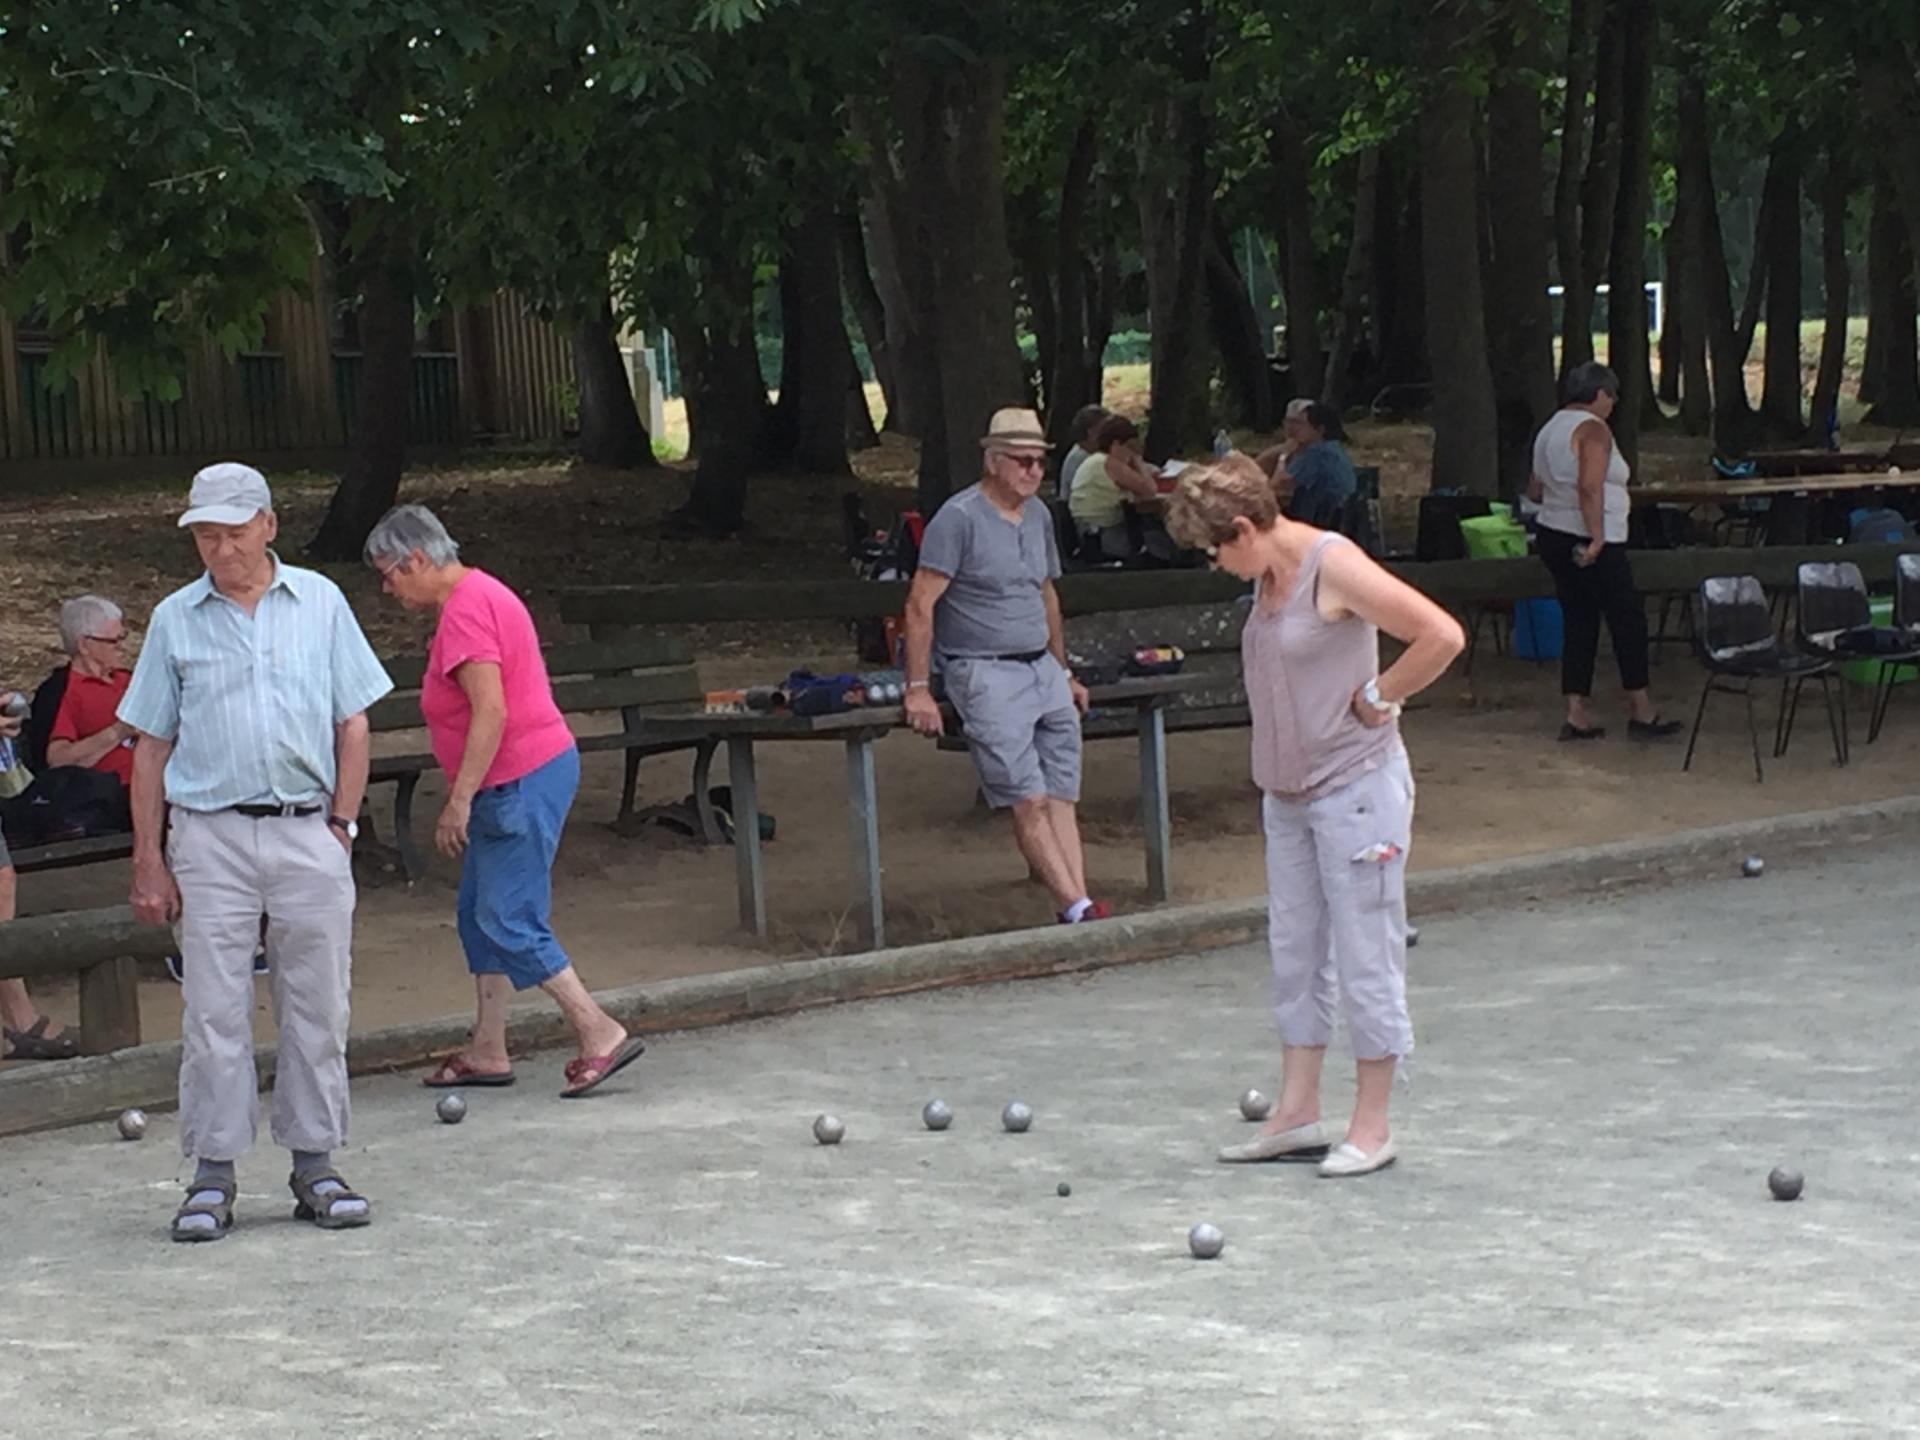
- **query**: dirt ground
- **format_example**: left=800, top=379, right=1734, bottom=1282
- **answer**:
left=4, top=411, right=1917, bottom=1053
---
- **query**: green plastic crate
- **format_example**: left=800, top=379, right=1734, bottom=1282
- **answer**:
left=1840, top=598, right=1917, bottom=686
left=1459, top=514, right=1528, bottom=560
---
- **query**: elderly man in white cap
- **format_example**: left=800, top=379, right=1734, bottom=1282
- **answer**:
left=902, top=407, right=1111, bottom=925
left=118, top=462, right=393, bottom=1243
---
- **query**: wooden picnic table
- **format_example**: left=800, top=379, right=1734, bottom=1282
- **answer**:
left=1731, top=445, right=1920, bottom=478
left=628, top=672, right=1204, bottom=952
left=1634, top=471, right=1920, bottom=506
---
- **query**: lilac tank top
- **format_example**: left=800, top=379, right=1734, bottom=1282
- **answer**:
left=1241, top=532, right=1398, bottom=800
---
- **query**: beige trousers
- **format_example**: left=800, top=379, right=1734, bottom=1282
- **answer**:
left=169, top=807, right=355, bottom=1160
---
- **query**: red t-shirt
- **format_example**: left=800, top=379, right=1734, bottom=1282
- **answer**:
left=49, top=668, right=135, bottom=785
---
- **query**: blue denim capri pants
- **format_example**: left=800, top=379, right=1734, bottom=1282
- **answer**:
left=456, top=745, right=579, bottom=990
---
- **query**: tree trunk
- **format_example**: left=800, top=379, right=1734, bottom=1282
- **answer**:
left=1605, top=0, right=1656, bottom=467
left=1566, top=0, right=1625, bottom=378
left=1206, top=222, right=1275, bottom=431
left=1806, top=147, right=1850, bottom=447
left=1676, top=54, right=1756, bottom=452
left=1672, top=180, right=1711, bottom=435
left=1757, top=134, right=1806, bottom=440
left=1421, top=9, right=1499, bottom=496
left=1044, top=117, right=1100, bottom=450
left=1734, top=171, right=1775, bottom=366
left=1856, top=42, right=1920, bottom=300
left=571, top=296, right=657, bottom=470
left=838, top=208, right=898, bottom=431
left=309, top=236, right=413, bottom=560
left=1085, top=234, right=1119, bottom=402
left=1864, top=175, right=1920, bottom=427
left=890, top=46, right=1026, bottom=511
left=857, top=140, right=932, bottom=440
left=1553, top=0, right=1599, bottom=368
left=845, top=362, right=880, bottom=450
left=1323, top=148, right=1381, bottom=409
left=1658, top=203, right=1683, bottom=407
left=1138, top=86, right=1214, bottom=462
left=1270, top=105, right=1324, bottom=401
left=1374, top=149, right=1430, bottom=388
left=768, top=201, right=854, bottom=475
left=1484, top=10, right=1559, bottom=505
left=676, top=262, right=768, bottom=536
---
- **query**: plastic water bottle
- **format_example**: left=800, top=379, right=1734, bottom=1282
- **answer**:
left=1211, top=429, right=1232, bottom=458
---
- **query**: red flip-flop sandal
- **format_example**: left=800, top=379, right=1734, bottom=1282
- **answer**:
left=560, top=1035, right=647, bottom=1098
left=423, top=1055, right=517, bottom=1088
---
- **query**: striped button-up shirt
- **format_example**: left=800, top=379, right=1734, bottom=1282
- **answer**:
left=118, top=557, right=393, bottom=813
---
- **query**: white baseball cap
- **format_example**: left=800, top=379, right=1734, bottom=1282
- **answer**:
left=179, top=462, right=273, bottom=528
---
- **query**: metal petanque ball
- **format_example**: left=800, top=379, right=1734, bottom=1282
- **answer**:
left=922, top=1099, right=953, bottom=1131
left=436, top=1093, right=467, bottom=1125
left=1768, top=1166, right=1804, bottom=1202
left=813, top=1114, right=846, bottom=1146
left=1002, top=1101, right=1033, bottom=1133
left=116, top=1108, right=147, bottom=1141
left=1742, top=855, right=1765, bottom=878
left=1188, top=1222, right=1225, bottom=1260
left=1238, top=1088, right=1272, bottom=1122
left=1057, top=1181, right=1072, bottom=1197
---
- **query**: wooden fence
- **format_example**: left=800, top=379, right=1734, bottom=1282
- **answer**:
left=0, top=268, right=576, bottom=466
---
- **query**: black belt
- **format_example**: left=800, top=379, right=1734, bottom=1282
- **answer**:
left=231, top=803, right=323, bottom=819
left=975, top=650, right=1048, bottom=664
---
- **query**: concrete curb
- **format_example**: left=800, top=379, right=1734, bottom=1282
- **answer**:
left=6, top=794, right=1917, bottom=1138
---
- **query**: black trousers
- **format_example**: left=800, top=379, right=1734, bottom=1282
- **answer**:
left=1535, top=525, right=1651, bottom=696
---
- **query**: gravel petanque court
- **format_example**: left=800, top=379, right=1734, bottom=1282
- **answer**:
left=3, top=841, right=1917, bottom=1438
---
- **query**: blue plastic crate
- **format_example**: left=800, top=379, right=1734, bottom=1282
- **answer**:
left=1512, top=598, right=1563, bottom=660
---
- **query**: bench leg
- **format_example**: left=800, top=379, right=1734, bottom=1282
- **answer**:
left=79, top=955, right=141, bottom=1056
left=845, top=735, right=884, bottom=951
left=393, top=774, right=426, bottom=886
left=728, top=738, right=767, bottom=937
left=691, top=739, right=724, bottom=846
left=619, top=750, right=643, bottom=822
left=1138, top=704, right=1172, bottom=903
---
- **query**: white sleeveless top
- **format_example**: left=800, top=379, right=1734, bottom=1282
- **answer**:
left=1531, top=407, right=1631, bottom=543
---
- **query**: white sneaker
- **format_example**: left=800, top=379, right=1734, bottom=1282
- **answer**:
left=1216, top=1121, right=1329, bottom=1164
left=1318, top=1137, right=1398, bottom=1177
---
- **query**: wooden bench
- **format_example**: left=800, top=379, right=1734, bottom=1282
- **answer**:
left=0, top=905, right=172, bottom=1057
left=365, top=634, right=710, bottom=882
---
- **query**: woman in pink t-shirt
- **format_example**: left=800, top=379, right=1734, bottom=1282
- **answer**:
left=366, top=505, right=645, bottom=1098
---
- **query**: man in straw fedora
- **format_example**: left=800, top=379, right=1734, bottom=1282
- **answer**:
left=901, top=407, right=1111, bottom=925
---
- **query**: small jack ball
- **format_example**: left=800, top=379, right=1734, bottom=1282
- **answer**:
left=1057, top=1181, right=1072, bottom=1197
left=436, top=1094, right=467, bottom=1125
left=1768, top=1166, right=1803, bottom=1201
left=813, top=1114, right=845, bottom=1145
left=117, top=1108, right=148, bottom=1141
left=1742, top=856, right=1765, bottom=878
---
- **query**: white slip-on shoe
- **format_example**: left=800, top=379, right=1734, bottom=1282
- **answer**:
left=1216, top=1121, right=1330, bottom=1164
left=1317, top=1137, right=1398, bottom=1177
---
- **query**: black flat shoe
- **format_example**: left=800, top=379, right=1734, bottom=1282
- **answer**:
left=1628, top=716, right=1683, bottom=740
left=1558, top=722, right=1606, bottom=741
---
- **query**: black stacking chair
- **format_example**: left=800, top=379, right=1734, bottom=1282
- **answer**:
left=1683, top=576, right=1844, bottom=783
left=1867, top=553, right=1920, bottom=742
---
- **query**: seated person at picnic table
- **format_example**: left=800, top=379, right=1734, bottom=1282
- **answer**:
left=1, top=692, right=78, bottom=1062
left=41, top=595, right=137, bottom=788
left=1056, top=404, right=1110, bottom=500
left=1259, top=401, right=1357, bottom=530
left=1068, top=415, right=1172, bottom=559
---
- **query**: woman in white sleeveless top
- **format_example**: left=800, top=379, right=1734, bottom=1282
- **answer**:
left=1527, top=362, right=1681, bottom=741
left=1166, top=455, right=1465, bottom=1178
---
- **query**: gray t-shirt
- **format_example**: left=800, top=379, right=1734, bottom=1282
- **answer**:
left=918, top=483, right=1061, bottom=659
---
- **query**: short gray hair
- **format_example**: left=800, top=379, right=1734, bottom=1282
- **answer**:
left=364, top=504, right=461, bottom=570
left=58, top=595, right=123, bottom=655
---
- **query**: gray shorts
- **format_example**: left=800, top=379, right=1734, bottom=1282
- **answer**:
left=943, top=653, right=1083, bottom=808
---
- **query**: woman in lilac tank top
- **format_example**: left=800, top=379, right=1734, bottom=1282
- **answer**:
left=1167, top=456, right=1465, bottom=1177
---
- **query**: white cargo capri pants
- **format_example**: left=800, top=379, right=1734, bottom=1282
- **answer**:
left=942, top=653, right=1082, bottom=808
left=1261, top=746, right=1416, bottom=1060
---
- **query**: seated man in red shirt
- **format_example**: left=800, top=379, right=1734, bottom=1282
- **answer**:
left=44, top=595, right=136, bottom=786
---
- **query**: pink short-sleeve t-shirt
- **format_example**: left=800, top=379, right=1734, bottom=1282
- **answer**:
left=421, top=569, right=574, bottom=789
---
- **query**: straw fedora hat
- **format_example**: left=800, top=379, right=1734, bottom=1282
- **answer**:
left=979, top=406, right=1052, bottom=451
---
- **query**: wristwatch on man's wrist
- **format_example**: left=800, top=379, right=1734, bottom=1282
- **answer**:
left=1363, top=679, right=1402, bottom=717
left=328, top=815, right=359, bottom=841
